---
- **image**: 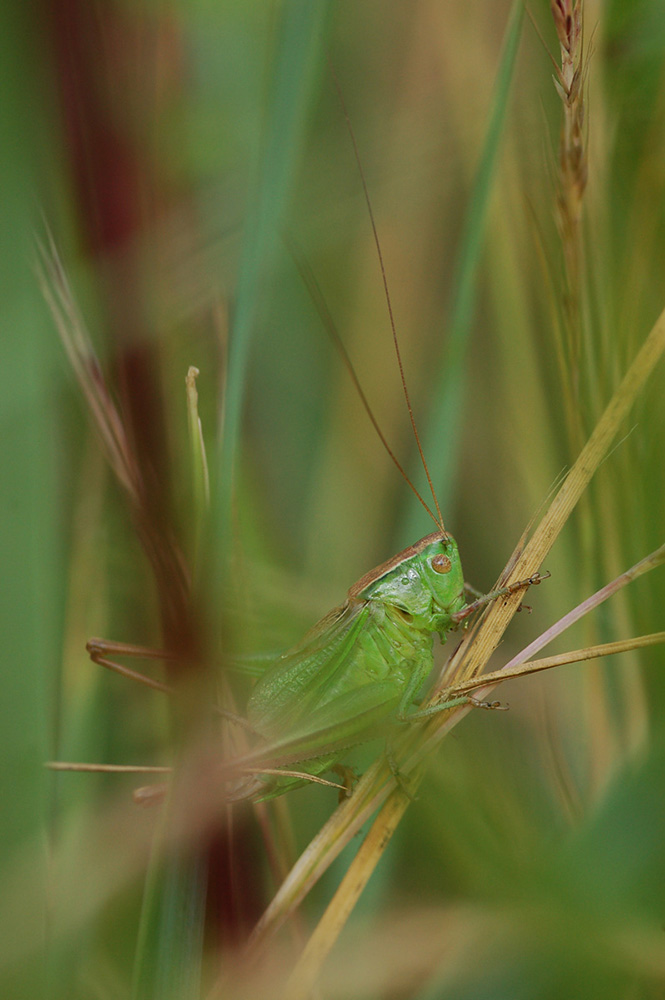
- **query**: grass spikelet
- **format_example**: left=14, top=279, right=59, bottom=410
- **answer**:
left=552, top=0, right=588, bottom=254
left=551, top=0, right=588, bottom=397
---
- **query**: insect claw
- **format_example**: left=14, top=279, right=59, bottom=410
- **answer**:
left=467, top=695, right=509, bottom=712
left=515, top=571, right=550, bottom=610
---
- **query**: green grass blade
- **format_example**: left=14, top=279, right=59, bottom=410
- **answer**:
left=401, top=0, right=523, bottom=543
left=209, top=0, right=331, bottom=600
left=0, top=8, right=62, bottom=998
left=132, top=815, right=207, bottom=1000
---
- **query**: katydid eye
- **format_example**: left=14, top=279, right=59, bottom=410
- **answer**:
left=431, top=554, right=452, bottom=574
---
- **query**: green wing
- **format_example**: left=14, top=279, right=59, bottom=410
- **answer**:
left=247, top=600, right=370, bottom=734
left=246, top=598, right=431, bottom=751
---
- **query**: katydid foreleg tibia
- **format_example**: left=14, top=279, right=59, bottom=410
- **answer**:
left=452, top=571, right=551, bottom=624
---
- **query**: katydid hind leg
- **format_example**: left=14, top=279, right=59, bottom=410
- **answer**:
left=86, top=638, right=174, bottom=694
left=87, top=636, right=256, bottom=732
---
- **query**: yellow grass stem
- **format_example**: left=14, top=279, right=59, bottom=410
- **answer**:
left=451, top=632, right=665, bottom=696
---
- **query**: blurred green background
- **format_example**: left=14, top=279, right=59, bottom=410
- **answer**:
left=2, top=0, right=665, bottom=997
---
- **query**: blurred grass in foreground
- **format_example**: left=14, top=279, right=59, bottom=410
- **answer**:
left=2, top=1, right=665, bottom=998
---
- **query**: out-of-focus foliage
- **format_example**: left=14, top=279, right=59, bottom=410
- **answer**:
left=2, top=1, right=665, bottom=997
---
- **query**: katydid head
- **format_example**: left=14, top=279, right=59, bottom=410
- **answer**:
left=349, top=531, right=465, bottom=637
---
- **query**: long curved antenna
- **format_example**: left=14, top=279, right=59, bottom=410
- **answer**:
left=285, top=234, right=441, bottom=531
left=329, top=60, right=446, bottom=535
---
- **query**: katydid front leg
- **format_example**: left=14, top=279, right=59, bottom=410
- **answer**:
left=452, top=571, right=550, bottom=625
left=394, top=658, right=504, bottom=724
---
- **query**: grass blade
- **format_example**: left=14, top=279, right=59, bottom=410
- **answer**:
left=210, top=0, right=331, bottom=598
left=402, top=0, right=524, bottom=541
left=0, top=7, right=64, bottom=999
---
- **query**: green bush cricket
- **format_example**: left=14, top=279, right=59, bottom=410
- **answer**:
left=229, top=532, right=545, bottom=801
left=81, top=527, right=545, bottom=803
